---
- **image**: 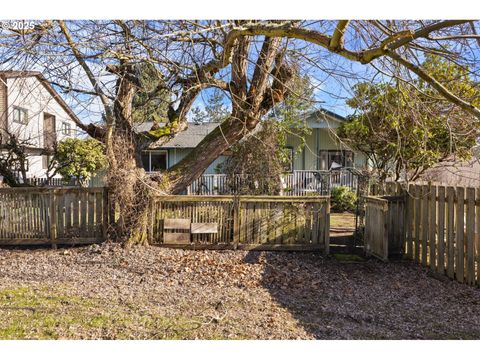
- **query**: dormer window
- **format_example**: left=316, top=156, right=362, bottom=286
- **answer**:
left=12, top=106, right=28, bottom=125
left=61, top=122, right=72, bottom=136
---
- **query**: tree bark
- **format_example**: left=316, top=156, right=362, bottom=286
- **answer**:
left=165, top=115, right=254, bottom=194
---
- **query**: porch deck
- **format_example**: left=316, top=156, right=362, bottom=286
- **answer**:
left=186, top=169, right=358, bottom=196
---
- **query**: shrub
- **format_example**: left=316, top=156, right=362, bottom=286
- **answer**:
left=53, top=138, right=106, bottom=187
left=331, top=186, right=357, bottom=212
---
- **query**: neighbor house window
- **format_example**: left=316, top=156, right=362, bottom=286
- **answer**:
left=61, top=122, right=72, bottom=136
left=318, top=150, right=354, bottom=170
left=141, top=150, right=168, bottom=172
left=13, top=159, right=28, bottom=172
left=42, top=155, right=53, bottom=170
left=12, top=106, right=28, bottom=125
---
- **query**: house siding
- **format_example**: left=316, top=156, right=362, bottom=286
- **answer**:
left=165, top=127, right=368, bottom=175
left=3, top=76, right=79, bottom=179
left=7, top=76, right=78, bottom=150
left=286, top=128, right=367, bottom=171
left=167, top=148, right=227, bottom=174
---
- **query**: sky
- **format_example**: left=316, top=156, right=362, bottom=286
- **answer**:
left=2, top=20, right=478, bottom=127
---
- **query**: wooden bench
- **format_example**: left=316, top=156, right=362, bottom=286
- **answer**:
left=163, top=219, right=218, bottom=244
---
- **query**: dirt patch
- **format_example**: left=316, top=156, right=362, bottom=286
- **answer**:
left=0, top=243, right=479, bottom=339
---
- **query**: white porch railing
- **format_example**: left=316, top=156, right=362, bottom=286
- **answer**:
left=22, top=177, right=102, bottom=188
left=186, top=169, right=358, bottom=195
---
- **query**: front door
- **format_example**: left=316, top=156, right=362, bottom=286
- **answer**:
left=43, top=113, right=56, bottom=150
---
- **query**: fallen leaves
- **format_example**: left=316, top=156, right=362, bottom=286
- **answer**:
left=0, top=244, right=479, bottom=339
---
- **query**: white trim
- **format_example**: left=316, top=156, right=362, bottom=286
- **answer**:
left=142, top=149, right=168, bottom=172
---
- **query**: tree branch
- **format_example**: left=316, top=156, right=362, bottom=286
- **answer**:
left=387, top=50, right=480, bottom=120
left=230, top=36, right=251, bottom=112
left=58, top=20, right=113, bottom=121
left=247, top=37, right=282, bottom=114
left=56, top=20, right=110, bottom=140
left=224, top=20, right=470, bottom=64
left=329, top=20, right=350, bottom=51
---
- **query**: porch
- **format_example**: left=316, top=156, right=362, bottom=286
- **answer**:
left=186, top=169, right=358, bottom=196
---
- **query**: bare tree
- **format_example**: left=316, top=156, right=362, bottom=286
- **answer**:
left=1, top=20, right=479, bottom=242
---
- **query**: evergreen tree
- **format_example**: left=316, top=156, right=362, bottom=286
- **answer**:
left=191, top=89, right=229, bottom=123
left=338, top=55, right=480, bottom=182
left=132, top=63, right=171, bottom=123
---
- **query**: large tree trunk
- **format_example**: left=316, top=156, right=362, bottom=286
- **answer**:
left=105, top=70, right=157, bottom=244
left=165, top=116, right=254, bottom=194
left=105, top=36, right=291, bottom=243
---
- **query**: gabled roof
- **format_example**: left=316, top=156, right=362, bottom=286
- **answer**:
left=0, top=70, right=81, bottom=126
left=313, top=108, right=346, bottom=122
left=160, top=122, right=219, bottom=148
left=140, top=107, right=345, bottom=150
left=306, top=109, right=346, bottom=129
left=138, top=122, right=220, bottom=149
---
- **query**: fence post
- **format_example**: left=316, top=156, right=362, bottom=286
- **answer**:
left=382, top=201, right=389, bottom=261
left=325, top=197, right=330, bottom=255
left=233, top=198, right=240, bottom=250
left=405, top=184, right=413, bottom=259
left=148, top=199, right=155, bottom=244
left=102, top=187, right=109, bottom=241
left=109, top=194, right=115, bottom=228
left=49, top=189, right=57, bottom=249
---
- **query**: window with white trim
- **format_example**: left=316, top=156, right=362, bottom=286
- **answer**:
left=318, top=150, right=354, bottom=170
left=61, top=122, right=72, bottom=136
left=42, top=155, right=53, bottom=170
left=141, top=150, right=168, bottom=172
left=12, top=106, right=28, bottom=125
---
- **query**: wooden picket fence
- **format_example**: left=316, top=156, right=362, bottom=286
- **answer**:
left=149, top=195, right=330, bottom=251
left=0, top=187, right=107, bottom=246
left=404, top=183, right=480, bottom=286
left=365, top=181, right=480, bottom=286
left=1, top=189, right=329, bottom=251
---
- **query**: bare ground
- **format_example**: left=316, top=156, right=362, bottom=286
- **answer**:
left=0, top=243, right=480, bottom=339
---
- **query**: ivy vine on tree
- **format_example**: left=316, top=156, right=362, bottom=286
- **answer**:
left=219, top=73, right=317, bottom=194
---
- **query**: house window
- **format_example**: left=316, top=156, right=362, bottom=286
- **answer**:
left=61, top=122, right=72, bottom=136
left=318, top=150, right=354, bottom=170
left=13, top=159, right=28, bottom=172
left=12, top=106, right=28, bottom=125
left=329, top=151, right=344, bottom=169
left=42, top=155, right=53, bottom=170
left=141, top=152, right=150, bottom=171
left=141, top=150, right=168, bottom=172
left=344, top=151, right=354, bottom=168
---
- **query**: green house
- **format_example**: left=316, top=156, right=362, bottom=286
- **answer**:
left=139, top=109, right=367, bottom=175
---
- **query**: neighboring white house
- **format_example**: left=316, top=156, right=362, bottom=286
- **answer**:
left=0, top=71, right=79, bottom=179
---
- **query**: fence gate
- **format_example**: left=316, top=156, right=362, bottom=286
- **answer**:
left=364, top=195, right=406, bottom=261
left=364, top=196, right=389, bottom=260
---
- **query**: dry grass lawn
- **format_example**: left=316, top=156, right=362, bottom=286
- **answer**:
left=0, top=244, right=480, bottom=339
left=330, top=212, right=356, bottom=231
